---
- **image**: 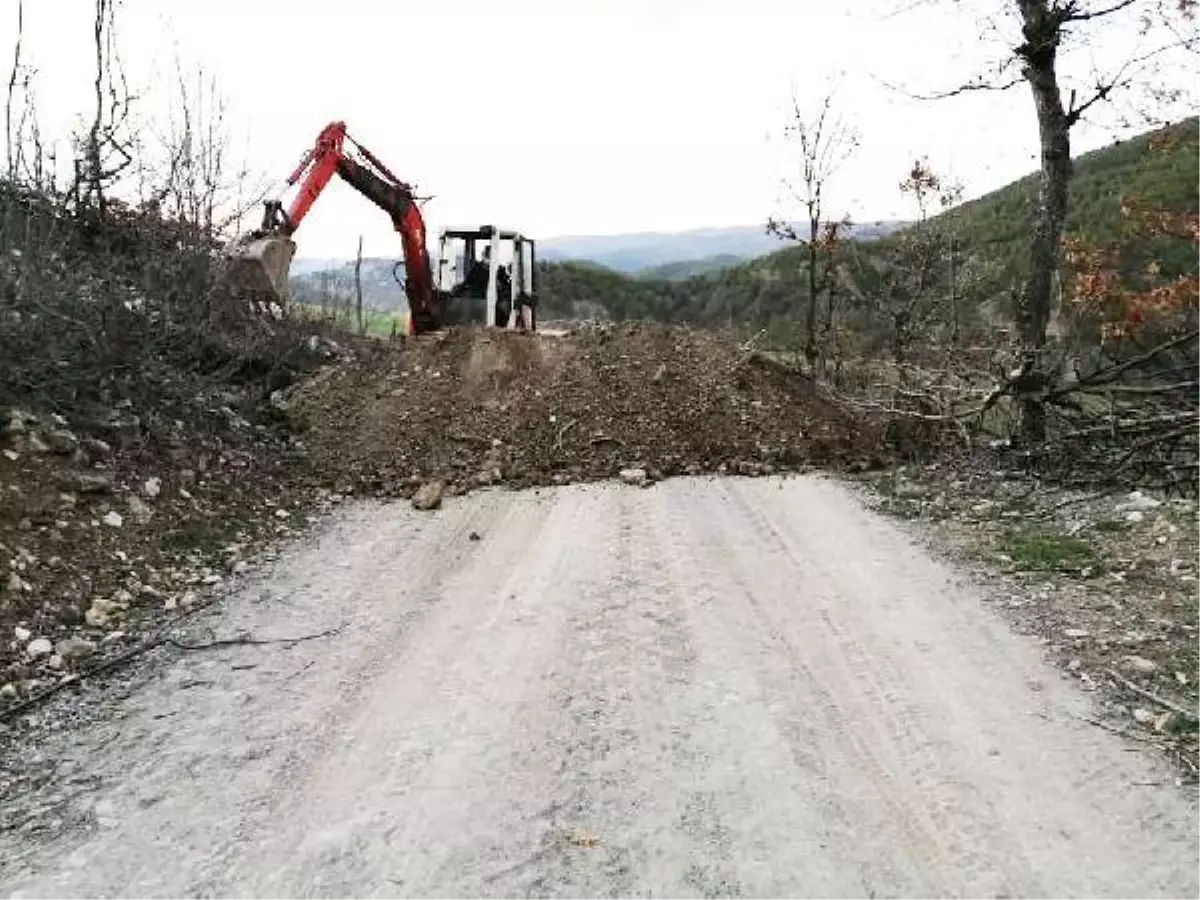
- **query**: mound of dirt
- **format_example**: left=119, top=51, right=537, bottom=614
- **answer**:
left=290, top=323, right=875, bottom=498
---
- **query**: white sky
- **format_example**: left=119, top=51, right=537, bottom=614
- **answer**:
left=2, top=0, right=1194, bottom=258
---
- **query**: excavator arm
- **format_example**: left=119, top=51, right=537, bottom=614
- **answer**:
left=243, top=121, right=441, bottom=334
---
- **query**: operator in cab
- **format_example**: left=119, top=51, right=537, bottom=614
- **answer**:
left=464, top=246, right=491, bottom=298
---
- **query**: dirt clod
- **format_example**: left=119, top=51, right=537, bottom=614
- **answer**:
left=1122, top=655, right=1159, bottom=675
left=412, top=481, right=446, bottom=511
left=67, top=472, right=114, bottom=494
left=43, top=430, right=80, bottom=454
left=56, top=638, right=96, bottom=663
left=82, top=438, right=113, bottom=461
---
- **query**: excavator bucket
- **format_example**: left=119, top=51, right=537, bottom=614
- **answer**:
left=223, top=235, right=298, bottom=302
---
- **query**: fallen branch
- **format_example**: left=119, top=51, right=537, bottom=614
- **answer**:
left=832, top=392, right=974, bottom=449
left=0, top=607, right=341, bottom=722
left=556, top=418, right=577, bottom=453
left=1039, top=488, right=1116, bottom=513
left=1111, top=424, right=1197, bottom=475
left=1082, top=380, right=1198, bottom=397
left=1071, top=712, right=1159, bottom=743
left=1051, top=411, right=1196, bottom=442
left=1107, top=669, right=1199, bottom=722
left=166, top=623, right=344, bottom=651
left=448, top=432, right=492, bottom=448
left=739, top=328, right=768, bottom=352
left=0, top=596, right=222, bottom=722
left=1048, top=330, right=1199, bottom=398
left=973, top=358, right=1031, bottom=416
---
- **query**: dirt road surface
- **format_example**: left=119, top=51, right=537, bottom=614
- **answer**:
left=2, top=476, right=1196, bottom=898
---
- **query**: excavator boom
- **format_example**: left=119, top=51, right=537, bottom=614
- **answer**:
left=281, top=121, right=347, bottom=231
left=228, top=121, right=441, bottom=333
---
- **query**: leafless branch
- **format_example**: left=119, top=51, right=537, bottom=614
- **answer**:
left=1081, top=380, right=1198, bottom=396
left=1053, top=410, right=1196, bottom=440
left=1049, top=330, right=1198, bottom=396
left=167, top=623, right=344, bottom=651
left=5, top=0, right=23, bottom=179
left=1063, top=41, right=1190, bottom=125
left=1107, top=669, right=1199, bottom=721
left=883, top=74, right=1025, bottom=101
left=771, top=82, right=859, bottom=364
left=1061, top=0, right=1141, bottom=22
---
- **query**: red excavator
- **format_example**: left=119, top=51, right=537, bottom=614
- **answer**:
left=227, top=121, right=441, bottom=333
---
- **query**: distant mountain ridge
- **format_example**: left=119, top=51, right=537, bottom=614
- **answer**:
left=289, top=221, right=908, bottom=284
left=637, top=254, right=747, bottom=281
left=536, top=221, right=906, bottom=273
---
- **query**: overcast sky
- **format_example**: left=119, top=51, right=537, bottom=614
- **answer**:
left=3, top=0, right=1194, bottom=258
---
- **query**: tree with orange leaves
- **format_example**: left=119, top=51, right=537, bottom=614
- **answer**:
left=888, top=0, right=1196, bottom=444
left=1065, top=193, right=1198, bottom=343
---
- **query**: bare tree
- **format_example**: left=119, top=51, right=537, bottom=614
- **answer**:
left=841, top=159, right=967, bottom=365
left=122, top=52, right=270, bottom=253
left=75, top=0, right=135, bottom=222
left=5, top=0, right=23, bottom=180
left=883, top=0, right=1200, bottom=444
left=769, top=87, right=859, bottom=364
left=1, top=0, right=51, bottom=192
left=1010, top=0, right=1196, bottom=440
left=318, top=270, right=332, bottom=317
left=890, top=0, right=1197, bottom=442
left=355, top=235, right=365, bottom=335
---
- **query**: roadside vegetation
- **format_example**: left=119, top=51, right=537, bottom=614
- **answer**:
left=1, top=0, right=339, bottom=723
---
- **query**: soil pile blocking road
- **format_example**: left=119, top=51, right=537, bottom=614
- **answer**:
left=291, top=323, right=867, bottom=497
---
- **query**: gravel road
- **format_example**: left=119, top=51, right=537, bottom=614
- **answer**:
left=1, top=476, right=1196, bottom=898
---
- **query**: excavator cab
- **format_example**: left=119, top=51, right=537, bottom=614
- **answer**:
left=437, top=226, right=538, bottom=332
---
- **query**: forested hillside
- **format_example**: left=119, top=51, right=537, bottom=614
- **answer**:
left=636, top=254, right=745, bottom=281
left=940, top=116, right=1198, bottom=278
left=539, top=118, right=1198, bottom=346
